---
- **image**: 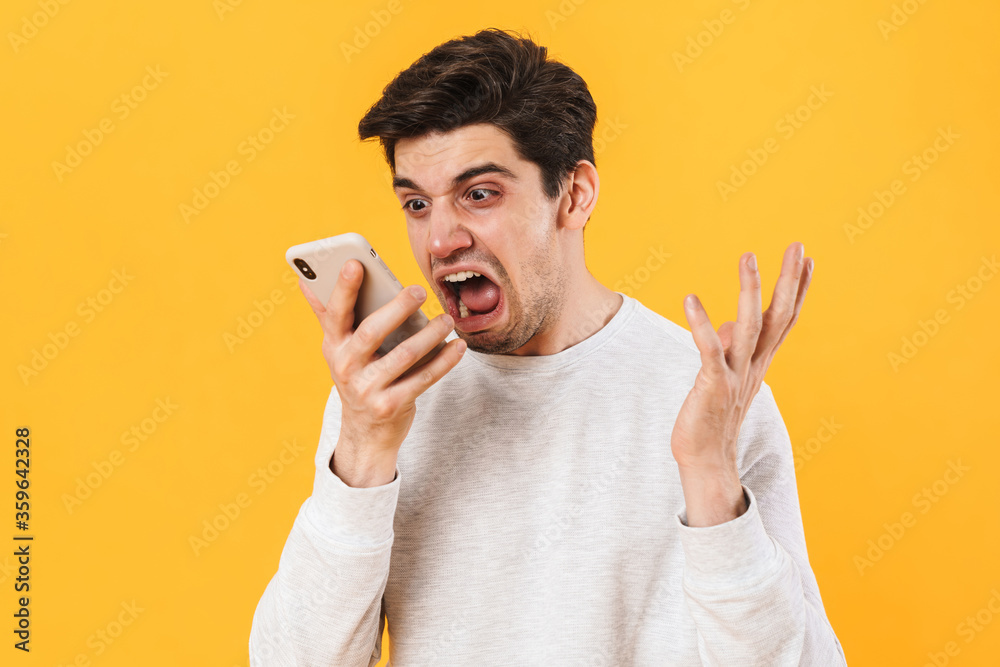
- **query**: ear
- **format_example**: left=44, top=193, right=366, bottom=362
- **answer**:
left=558, top=160, right=599, bottom=231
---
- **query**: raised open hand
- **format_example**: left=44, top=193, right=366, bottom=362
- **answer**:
left=671, top=242, right=814, bottom=525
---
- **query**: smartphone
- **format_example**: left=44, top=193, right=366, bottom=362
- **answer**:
left=285, top=233, right=446, bottom=368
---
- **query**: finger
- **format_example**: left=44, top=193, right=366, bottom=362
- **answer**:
left=348, top=283, right=428, bottom=360
left=729, top=252, right=763, bottom=374
left=371, top=313, right=456, bottom=386
left=389, top=337, right=468, bottom=402
left=771, top=256, right=814, bottom=352
left=753, top=242, right=805, bottom=365
left=298, top=276, right=327, bottom=317
left=684, top=294, right=726, bottom=374
left=326, top=259, right=365, bottom=344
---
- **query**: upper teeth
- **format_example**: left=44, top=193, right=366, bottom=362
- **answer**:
left=443, top=271, right=481, bottom=282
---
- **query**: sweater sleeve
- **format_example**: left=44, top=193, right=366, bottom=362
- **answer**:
left=673, top=382, right=848, bottom=666
left=249, top=385, right=399, bottom=667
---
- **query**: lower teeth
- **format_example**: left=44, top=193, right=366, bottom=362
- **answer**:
left=458, top=298, right=469, bottom=319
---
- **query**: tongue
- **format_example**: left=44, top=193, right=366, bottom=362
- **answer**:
left=458, top=276, right=500, bottom=313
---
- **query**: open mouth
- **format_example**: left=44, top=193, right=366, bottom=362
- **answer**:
left=439, top=271, right=504, bottom=331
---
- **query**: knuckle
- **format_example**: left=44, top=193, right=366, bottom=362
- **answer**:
left=354, top=321, right=377, bottom=346
left=371, top=394, right=395, bottom=420
left=330, top=350, right=350, bottom=379
left=359, top=361, right=380, bottom=385
left=392, top=344, right=418, bottom=371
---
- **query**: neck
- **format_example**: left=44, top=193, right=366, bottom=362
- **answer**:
left=512, top=268, right=623, bottom=356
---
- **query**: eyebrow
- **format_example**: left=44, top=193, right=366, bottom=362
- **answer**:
left=392, top=162, right=518, bottom=192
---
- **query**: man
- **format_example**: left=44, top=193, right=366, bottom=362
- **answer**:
left=250, top=28, right=847, bottom=666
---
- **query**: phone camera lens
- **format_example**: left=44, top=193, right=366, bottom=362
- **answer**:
left=294, top=258, right=316, bottom=280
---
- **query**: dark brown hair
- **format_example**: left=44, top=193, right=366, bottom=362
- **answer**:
left=357, top=28, right=597, bottom=200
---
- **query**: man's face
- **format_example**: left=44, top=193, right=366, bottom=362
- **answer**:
left=393, top=122, right=567, bottom=355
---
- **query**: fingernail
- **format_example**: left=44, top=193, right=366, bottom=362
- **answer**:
left=685, top=294, right=697, bottom=311
left=747, top=254, right=757, bottom=272
left=409, top=285, right=426, bottom=299
left=457, top=340, right=467, bottom=354
left=441, top=314, right=453, bottom=327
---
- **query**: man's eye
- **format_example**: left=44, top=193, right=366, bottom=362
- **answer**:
left=403, top=199, right=427, bottom=212
left=468, top=188, right=498, bottom=203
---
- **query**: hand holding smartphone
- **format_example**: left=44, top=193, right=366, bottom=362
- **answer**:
left=286, top=233, right=467, bottom=487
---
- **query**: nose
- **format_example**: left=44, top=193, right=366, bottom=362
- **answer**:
left=426, top=203, right=473, bottom=260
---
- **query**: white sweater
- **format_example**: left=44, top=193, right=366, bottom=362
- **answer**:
left=249, top=292, right=848, bottom=666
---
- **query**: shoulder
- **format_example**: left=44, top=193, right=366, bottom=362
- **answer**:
left=620, top=296, right=706, bottom=378
left=626, top=296, right=784, bottom=428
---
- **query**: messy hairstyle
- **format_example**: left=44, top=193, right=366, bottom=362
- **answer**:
left=357, top=28, right=598, bottom=200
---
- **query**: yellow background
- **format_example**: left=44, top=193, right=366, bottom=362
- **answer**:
left=3, top=0, right=998, bottom=665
